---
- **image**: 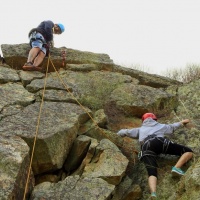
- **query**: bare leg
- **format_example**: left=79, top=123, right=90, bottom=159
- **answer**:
left=175, top=152, right=193, bottom=168
left=33, top=51, right=45, bottom=66
left=27, top=47, right=41, bottom=63
left=148, top=175, right=157, bottom=193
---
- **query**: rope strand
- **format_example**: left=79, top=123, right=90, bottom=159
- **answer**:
left=23, top=56, right=50, bottom=200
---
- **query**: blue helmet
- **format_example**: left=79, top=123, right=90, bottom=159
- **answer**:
left=57, top=23, right=65, bottom=33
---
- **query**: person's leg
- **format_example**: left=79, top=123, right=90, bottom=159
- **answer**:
left=33, top=50, right=46, bottom=67
left=165, top=141, right=193, bottom=175
left=142, top=155, right=158, bottom=197
left=27, top=47, right=41, bottom=63
left=148, top=175, right=157, bottom=193
left=175, top=152, right=193, bottom=168
left=23, top=40, right=46, bottom=71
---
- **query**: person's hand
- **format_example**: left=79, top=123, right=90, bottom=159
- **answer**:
left=181, top=119, right=190, bottom=125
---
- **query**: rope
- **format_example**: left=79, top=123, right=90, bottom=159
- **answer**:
left=23, top=56, right=50, bottom=200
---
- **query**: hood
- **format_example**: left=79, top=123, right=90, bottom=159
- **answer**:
left=142, top=117, right=158, bottom=127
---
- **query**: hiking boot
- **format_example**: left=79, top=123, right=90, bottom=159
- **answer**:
left=150, top=192, right=157, bottom=199
left=171, top=166, right=185, bottom=176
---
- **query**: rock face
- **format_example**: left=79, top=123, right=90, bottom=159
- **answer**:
left=0, top=44, right=199, bottom=200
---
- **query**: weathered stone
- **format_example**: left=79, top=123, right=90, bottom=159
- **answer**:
left=110, top=83, right=178, bottom=116
left=72, top=137, right=99, bottom=176
left=66, top=63, right=99, bottom=71
left=64, top=135, right=91, bottom=172
left=58, top=70, right=133, bottom=110
left=0, top=82, right=35, bottom=111
left=30, top=175, right=115, bottom=200
left=0, top=102, right=91, bottom=174
left=85, top=127, right=124, bottom=148
left=104, top=64, right=181, bottom=88
left=36, top=89, right=77, bottom=103
left=0, top=135, right=34, bottom=200
left=25, top=74, right=73, bottom=93
left=112, top=175, right=142, bottom=200
left=0, top=66, right=20, bottom=83
left=78, top=109, right=108, bottom=135
left=82, top=139, right=129, bottom=185
left=19, top=70, right=45, bottom=86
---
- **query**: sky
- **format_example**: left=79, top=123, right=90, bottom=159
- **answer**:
left=1, top=0, right=200, bottom=75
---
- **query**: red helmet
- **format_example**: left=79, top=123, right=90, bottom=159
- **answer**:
left=142, top=113, right=157, bottom=121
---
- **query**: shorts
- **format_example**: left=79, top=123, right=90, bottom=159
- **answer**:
left=30, top=32, right=47, bottom=54
left=141, top=137, right=193, bottom=177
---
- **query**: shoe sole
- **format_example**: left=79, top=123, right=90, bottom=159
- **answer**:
left=171, top=170, right=184, bottom=177
left=22, top=65, right=42, bottom=71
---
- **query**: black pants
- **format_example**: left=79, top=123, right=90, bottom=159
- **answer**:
left=141, top=137, right=193, bottom=177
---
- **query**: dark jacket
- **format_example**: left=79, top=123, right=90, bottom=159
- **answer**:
left=28, top=20, right=54, bottom=42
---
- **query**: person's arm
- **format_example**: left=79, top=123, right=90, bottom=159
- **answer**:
left=117, top=128, right=139, bottom=138
left=164, top=119, right=190, bottom=134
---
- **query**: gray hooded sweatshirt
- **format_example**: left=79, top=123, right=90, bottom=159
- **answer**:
left=117, top=118, right=182, bottom=142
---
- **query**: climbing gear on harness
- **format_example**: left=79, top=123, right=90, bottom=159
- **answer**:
left=57, top=23, right=65, bottom=33
left=142, top=113, right=157, bottom=121
left=138, top=150, right=157, bottom=160
left=157, top=137, right=171, bottom=154
left=61, top=50, right=66, bottom=67
left=171, top=166, right=185, bottom=176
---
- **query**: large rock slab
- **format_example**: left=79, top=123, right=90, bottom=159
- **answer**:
left=0, top=65, right=20, bottom=83
left=105, top=64, right=181, bottom=88
left=19, top=70, right=45, bottom=86
left=0, top=102, right=92, bottom=175
left=25, top=74, right=73, bottom=93
left=1, top=44, right=114, bottom=72
left=0, top=82, right=35, bottom=111
left=82, top=139, right=129, bottom=185
left=0, top=135, right=34, bottom=199
left=30, top=175, right=115, bottom=200
left=110, top=83, right=178, bottom=116
left=61, top=70, right=134, bottom=110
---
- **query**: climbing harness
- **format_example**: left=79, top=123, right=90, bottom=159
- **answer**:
left=29, top=31, right=47, bottom=46
left=139, top=135, right=158, bottom=160
left=138, top=135, right=171, bottom=161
